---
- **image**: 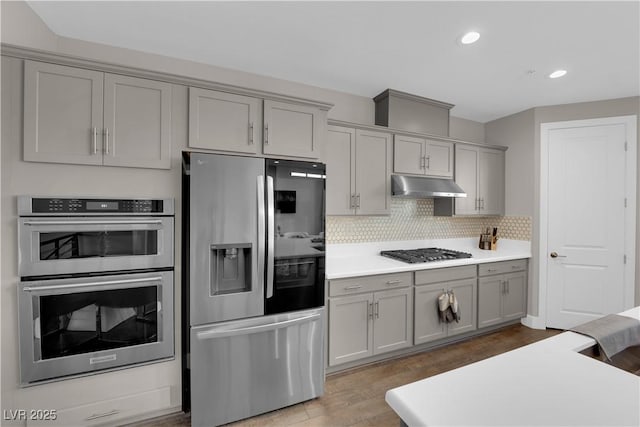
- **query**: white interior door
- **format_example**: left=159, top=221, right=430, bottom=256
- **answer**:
left=546, top=123, right=627, bottom=329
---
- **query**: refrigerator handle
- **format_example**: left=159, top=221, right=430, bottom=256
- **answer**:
left=266, top=176, right=275, bottom=299
left=196, top=313, right=321, bottom=340
left=257, top=176, right=266, bottom=292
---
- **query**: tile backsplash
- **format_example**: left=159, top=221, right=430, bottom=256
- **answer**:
left=326, top=198, right=531, bottom=244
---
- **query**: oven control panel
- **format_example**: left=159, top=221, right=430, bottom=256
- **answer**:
left=19, top=197, right=174, bottom=215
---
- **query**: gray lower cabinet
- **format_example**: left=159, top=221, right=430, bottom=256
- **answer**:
left=478, top=260, right=527, bottom=328
left=326, top=126, right=392, bottom=215
left=393, top=134, right=453, bottom=178
left=24, top=60, right=172, bottom=169
left=414, top=266, right=477, bottom=345
left=328, top=272, right=412, bottom=366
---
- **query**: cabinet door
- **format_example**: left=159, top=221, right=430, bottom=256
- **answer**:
left=478, top=276, right=503, bottom=328
left=326, top=126, right=356, bottom=215
left=393, top=135, right=424, bottom=175
left=373, top=288, right=413, bottom=355
left=454, top=145, right=479, bottom=215
left=479, top=148, right=505, bottom=215
left=328, top=294, right=373, bottom=366
left=24, top=61, right=104, bottom=165
left=447, top=279, right=477, bottom=336
left=424, top=139, right=454, bottom=178
left=263, top=100, right=323, bottom=159
left=502, top=272, right=527, bottom=321
left=103, top=74, right=172, bottom=169
left=188, top=88, right=260, bottom=155
left=355, top=129, right=392, bottom=215
left=414, top=285, right=447, bottom=344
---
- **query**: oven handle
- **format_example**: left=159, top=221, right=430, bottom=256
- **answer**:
left=23, top=220, right=164, bottom=226
left=22, top=276, right=163, bottom=292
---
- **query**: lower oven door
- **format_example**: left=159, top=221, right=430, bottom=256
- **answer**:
left=18, top=216, right=174, bottom=277
left=18, top=271, right=174, bottom=385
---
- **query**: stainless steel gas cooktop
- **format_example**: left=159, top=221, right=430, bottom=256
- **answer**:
left=380, top=247, right=472, bottom=264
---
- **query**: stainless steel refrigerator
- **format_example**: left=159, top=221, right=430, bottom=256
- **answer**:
left=182, top=152, right=325, bottom=427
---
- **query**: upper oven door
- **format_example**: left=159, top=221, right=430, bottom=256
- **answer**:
left=18, top=216, right=174, bottom=277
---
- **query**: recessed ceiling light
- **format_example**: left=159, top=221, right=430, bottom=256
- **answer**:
left=549, top=69, right=567, bottom=79
left=460, top=31, right=480, bottom=45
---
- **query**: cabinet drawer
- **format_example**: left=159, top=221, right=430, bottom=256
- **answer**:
left=329, top=272, right=412, bottom=297
left=27, top=387, right=171, bottom=426
left=479, top=259, right=527, bottom=276
left=415, top=265, right=476, bottom=286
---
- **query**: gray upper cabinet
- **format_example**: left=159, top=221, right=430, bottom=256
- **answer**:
left=188, top=93, right=325, bottom=160
left=263, top=100, right=325, bottom=159
left=103, top=74, right=172, bottom=169
left=454, top=144, right=505, bottom=216
left=393, top=135, right=453, bottom=178
left=24, top=61, right=104, bottom=166
left=188, top=88, right=261, bottom=155
left=24, top=60, right=172, bottom=169
left=326, top=126, right=391, bottom=215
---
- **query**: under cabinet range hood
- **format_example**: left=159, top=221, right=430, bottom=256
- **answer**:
left=391, top=175, right=467, bottom=198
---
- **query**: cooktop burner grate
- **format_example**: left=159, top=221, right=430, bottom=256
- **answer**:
left=380, top=247, right=472, bottom=264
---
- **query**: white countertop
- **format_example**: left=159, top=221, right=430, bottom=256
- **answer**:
left=385, top=306, right=640, bottom=426
left=326, top=238, right=531, bottom=279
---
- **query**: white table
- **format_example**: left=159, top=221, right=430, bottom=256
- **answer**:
left=385, top=307, right=640, bottom=426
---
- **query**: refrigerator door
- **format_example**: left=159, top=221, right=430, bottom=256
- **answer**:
left=190, top=308, right=325, bottom=427
left=189, top=153, right=265, bottom=325
left=265, top=159, right=326, bottom=314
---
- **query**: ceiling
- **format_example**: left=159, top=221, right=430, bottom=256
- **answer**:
left=26, top=1, right=640, bottom=123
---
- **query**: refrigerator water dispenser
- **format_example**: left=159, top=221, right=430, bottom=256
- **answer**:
left=210, top=244, right=252, bottom=295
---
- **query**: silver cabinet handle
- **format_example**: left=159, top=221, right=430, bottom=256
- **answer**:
left=511, top=265, right=521, bottom=269
left=425, top=155, right=430, bottom=169
left=506, top=281, right=510, bottom=293
left=104, top=128, right=110, bottom=155
left=356, top=194, right=361, bottom=208
left=375, top=301, right=380, bottom=318
left=350, top=194, right=356, bottom=209
left=249, top=122, right=254, bottom=144
left=386, top=280, right=401, bottom=285
left=264, top=124, right=269, bottom=144
left=266, top=176, right=275, bottom=298
left=85, top=409, right=120, bottom=421
left=344, top=285, right=362, bottom=290
left=486, top=268, right=497, bottom=272
left=480, top=198, right=485, bottom=210
left=92, top=127, right=98, bottom=154
left=420, top=156, right=425, bottom=169
left=368, top=302, right=373, bottom=319
left=501, top=280, right=506, bottom=294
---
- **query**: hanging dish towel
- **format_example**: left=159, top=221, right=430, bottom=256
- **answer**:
left=438, top=291, right=460, bottom=323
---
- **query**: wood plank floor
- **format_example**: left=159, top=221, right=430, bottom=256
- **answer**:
left=128, top=324, right=560, bottom=427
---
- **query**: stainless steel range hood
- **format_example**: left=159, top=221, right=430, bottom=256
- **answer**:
left=391, top=175, right=467, bottom=198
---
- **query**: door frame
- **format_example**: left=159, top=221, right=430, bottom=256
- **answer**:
left=536, top=115, right=637, bottom=328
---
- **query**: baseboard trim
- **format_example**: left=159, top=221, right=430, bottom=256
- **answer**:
left=521, top=315, right=546, bottom=330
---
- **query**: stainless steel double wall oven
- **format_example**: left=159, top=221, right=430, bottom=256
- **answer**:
left=17, top=196, right=175, bottom=385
